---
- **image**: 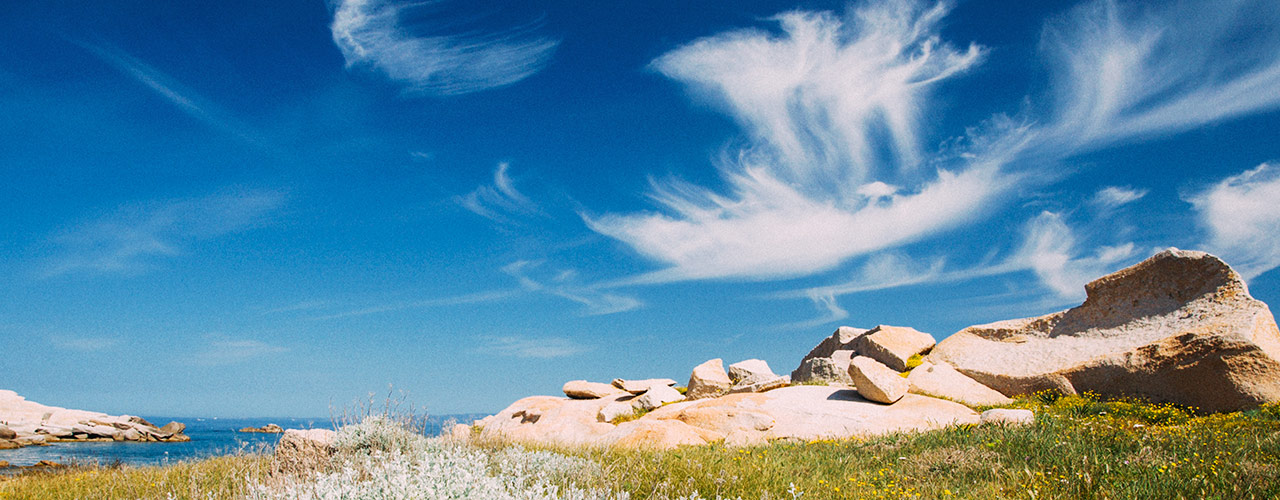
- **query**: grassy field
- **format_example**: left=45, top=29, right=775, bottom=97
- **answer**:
left=3, top=393, right=1279, bottom=499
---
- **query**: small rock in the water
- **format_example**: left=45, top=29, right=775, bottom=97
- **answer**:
left=848, top=356, right=909, bottom=404
left=980, top=409, right=1035, bottom=426
left=239, top=423, right=284, bottom=433
left=686, top=359, right=732, bottom=400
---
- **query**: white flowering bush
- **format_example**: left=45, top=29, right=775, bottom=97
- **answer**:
left=249, top=415, right=772, bottom=500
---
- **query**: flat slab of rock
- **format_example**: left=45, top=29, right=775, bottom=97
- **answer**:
left=562, top=380, right=625, bottom=399
left=687, top=359, right=732, bottom=400
left=931, top=248, right=1280, bottom=412
left=729, top=359, right=777, bottom=387
left=855, top=325, right=936, bottom=371
left=612, top=378, right=677, bottom=394
left=848, top=356, right=908, bottom=404
left=239, top=423, right=284, bottom=433
left=650, top=386, right=978, bottom=443
left=907, top=361, right=1012, bottom=407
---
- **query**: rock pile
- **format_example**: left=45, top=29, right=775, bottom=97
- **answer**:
left=0, top=390, right=189, bottom=449
left=471, top=248, right=1277, bottom=450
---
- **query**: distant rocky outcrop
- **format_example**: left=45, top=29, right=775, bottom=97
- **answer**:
left=0, top=390, right=189, bottom=449
left=931, top=249, right=1280, bottom=412
left=239, top=423, right=284, bottom=433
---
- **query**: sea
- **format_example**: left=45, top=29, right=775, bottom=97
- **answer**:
left=0, top=414, right=488, bottom=468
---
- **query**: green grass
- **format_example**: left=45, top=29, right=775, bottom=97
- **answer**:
left=550, top=393, right=1280, bottom=499
left=0, top=454, right=269, bottom=500
left=8, top=393, right=1280, bottom=499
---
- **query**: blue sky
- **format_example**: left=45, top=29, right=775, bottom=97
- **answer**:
left=2, top=0, right=1279, bottom=418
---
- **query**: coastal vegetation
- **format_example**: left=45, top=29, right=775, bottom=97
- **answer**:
left=4, top=392, right=1279, bottom=499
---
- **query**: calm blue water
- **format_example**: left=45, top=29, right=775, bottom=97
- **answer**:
left=0, top=414, right=487, bottom=468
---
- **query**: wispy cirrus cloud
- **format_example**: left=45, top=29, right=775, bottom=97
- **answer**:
left=480, top=335, right=590, bottom=359
left=502, top=260, right=641, bottom=316
left=1190, top=163, right=1280, bottom=279
left=43, top=189, right=284, bottom=276
left=588, top=0, right=1280, bottom=300
left=1090, top=186, right=1147, bottom=211
left=76, top=41, right=266, bottom=148
left=586, top=1, right=1010, bottom=283
left=191, top=336, right=289, bottom=366
left=456, top=163, right=539, bottom=223
left=330, top=0, right=557, bottom=96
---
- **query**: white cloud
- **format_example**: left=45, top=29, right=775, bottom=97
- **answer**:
left=1016, top=211, right=1136, bottom=299
left=331, top=0, right=557, bottom=96
left=77, top=42, right=266, bottom=148
left=588, top=0, right=1280, bottom=295
left=1189, top=163, right=1280, bottom=279
left=586, top=2, right=1025, bottom=283
left=501, top=261, right=641, bottom=315
left=456, top=163, right=539, bottom=223
left=1090, top=186, right=1147, bottom=210
left=44, top=189, right=284, bottom=276
left=192, top=337, right=289, bottom=366
left=1038, top=0, right=1280, bottom=154
left=481, top=336, right=590, bottom=359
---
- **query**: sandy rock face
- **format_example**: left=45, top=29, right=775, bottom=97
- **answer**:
left=848, top=356, right=909, bottom=404
left=931, top=248, right=1280, bottom=412
left=687, top=358, right=732, bottom=400
left=476, top=394, right=624, bottom=448
left=855, top=325, right=936, bottom=371
left=907, top=361, right=1012, bottom=407
left=650, top=386, right=978, bottom=443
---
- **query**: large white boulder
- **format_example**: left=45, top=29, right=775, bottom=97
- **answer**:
left=931, top=249, right=1280, bottom=412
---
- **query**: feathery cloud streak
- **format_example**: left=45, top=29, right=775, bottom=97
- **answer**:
left=587, top=1, right=1015, bottom=283
left=44, top=189, right=284, bottom=276
left=589, top=0, right=1280, bottom=290
left=456, top=163, right=539, bottom=223
left=331, top=0, right=557, bottom=96
left=77, top=42, right=267, bottom=148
